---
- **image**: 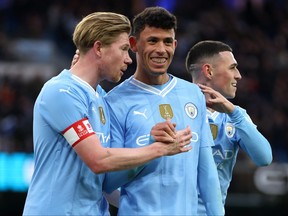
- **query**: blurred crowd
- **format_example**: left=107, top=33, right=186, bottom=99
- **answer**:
left=0, top=0, right=288, bottom=163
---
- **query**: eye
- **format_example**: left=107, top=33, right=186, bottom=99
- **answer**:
left=121, top=45, right=130, bottom=51
left=148, top=38, right=158, bottom=44
left=230, top=64, right=238, bottom=70
left=164, top=39, right=173, bottom=45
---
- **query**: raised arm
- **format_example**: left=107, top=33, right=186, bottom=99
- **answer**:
left=228, top=106, right=272, bottom=166
left=198, top=83, right=272, bottom=166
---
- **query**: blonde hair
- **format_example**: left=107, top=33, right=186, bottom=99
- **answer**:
left=73, top=12, right=131, bottom=53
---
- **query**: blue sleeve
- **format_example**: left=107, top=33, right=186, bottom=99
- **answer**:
left=102, top=100, right=145, bottom=193
left=40, top=82, right=87, bottom=132
left=198, top=146, right=224, bottom=216
left=103, top=166, right=144, bottom=193
left=229, top=106, right=273, bottom=166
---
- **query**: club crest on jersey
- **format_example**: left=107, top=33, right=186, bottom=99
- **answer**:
left=225, top=123, right=235, bottom=138
left=209, top=123, right=218, bottom=140
left=185, top=103, right=197, bottom=119
left=159, top=104, right=174, bottom=120
left=98, top=106, right=106, bottom=125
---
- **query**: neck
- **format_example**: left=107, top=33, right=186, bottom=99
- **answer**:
left=134, top=69, right=170, bottom=85
left=70, top=57, right=100, bottom=89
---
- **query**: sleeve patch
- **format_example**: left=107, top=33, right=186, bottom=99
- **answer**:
left=62, top=118, right=95, bottom=147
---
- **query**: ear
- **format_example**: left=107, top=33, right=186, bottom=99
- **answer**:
left=202, top=63, right=213, bottom=79
left=174, top=39, right=177, bottom=49
left=129, top=36, right=137, bottom=53
left=92, top=41, right=102, bottom=57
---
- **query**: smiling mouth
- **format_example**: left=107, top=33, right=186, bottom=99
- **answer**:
left=151, top=57, right=167, bottom=64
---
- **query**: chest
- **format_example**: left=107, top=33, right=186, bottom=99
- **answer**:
left=209, top=115, right=239, bottom=162
left=88, top=97, right=110, bottom=147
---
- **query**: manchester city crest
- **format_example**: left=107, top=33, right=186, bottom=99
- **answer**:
left=185, top=103, right=197, bottom=119
left=225, top=123, right=235, bottom=138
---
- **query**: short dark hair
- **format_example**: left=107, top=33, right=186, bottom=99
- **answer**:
left=132, top=6, right=177, bottom=38
left=185, top=40, right=232, bottom=72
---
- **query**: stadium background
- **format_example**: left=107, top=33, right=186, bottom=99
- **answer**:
left=0, top=0, right=288, bottom=215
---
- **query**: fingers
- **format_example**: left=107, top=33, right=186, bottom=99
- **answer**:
left=70, top=49, right=80, bottom=68
left=158, top=125, right=193, bottom=156
left=150, top=120, right=176, bottom=143
left=175, top=126, right=192, bottom=152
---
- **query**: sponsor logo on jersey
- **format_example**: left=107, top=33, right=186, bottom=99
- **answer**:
left=225, top=123, right=235, bottom=138
left=213, top=149, right=235, bottom=169
left=159, top=104, right=174, bottom=120
left=98, top=106, right=106, bottom=125
left=184, top=102, right=197, bottom=119
left=136, top=132, right=199, bottom=146
left=136, top=134, right=150, bottom=146
left=96, top=132, right=110, bottom=146
left=209, top=123, right=218, bottom=140
left=191, top=132, right=199, bottom=142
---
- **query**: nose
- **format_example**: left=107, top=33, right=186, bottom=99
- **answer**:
left=125, top=53, right=133, bottom=65
left=155, top=42, right=166, bottom=53
left=235, top=69, right=242, bottom=80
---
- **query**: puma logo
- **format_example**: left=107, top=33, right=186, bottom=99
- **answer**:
left=133, top=109, right=147, bottom=119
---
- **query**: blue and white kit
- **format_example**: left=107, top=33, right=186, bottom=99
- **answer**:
left=23, top=69, right=110, bottom=216
left=197, top=106, right=272, bottom=215
left=103, top=74, right=223, bottom=215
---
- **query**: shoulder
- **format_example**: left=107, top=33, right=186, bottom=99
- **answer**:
left=174, top=76, right=201, bottom=91
left=105, top=78, right=131, bottom=99
left=41, top=70, right=93, bottom=104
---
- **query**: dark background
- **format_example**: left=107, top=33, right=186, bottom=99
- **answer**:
left=1, top=0, right=288, bottom=215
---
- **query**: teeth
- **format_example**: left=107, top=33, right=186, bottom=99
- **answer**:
left=151, top=58, right=166, bottom=63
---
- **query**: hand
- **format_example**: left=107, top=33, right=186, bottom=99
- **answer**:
left=150, top=120, right=177, bottom=143
left=70, top=49, right=80, bottom=68
left=164, top=126, right=192, bottom=156
left=198, top=83, right=235, bottom=114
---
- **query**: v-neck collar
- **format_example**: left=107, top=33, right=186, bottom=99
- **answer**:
left=130, top=74, right=177, bottom=97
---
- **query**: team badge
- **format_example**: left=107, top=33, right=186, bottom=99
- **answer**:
left=98, top=106, right=106, bottom=125
left=225, top=123, right=235, bottom=138
left=184, top=103, right=197, bottom=119
left=209, top=123, right=218, bottom=140
left=159, top=104, right=174, bottom=120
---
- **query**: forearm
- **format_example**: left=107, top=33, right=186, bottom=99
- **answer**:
left=229, top=106, right=273, bottom=166
left=99, top=126, right=192, bottom=173
left=98, top=143, right=166, bottom=173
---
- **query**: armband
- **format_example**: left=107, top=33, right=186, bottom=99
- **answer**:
left=62, top=118, right=95, bottom=147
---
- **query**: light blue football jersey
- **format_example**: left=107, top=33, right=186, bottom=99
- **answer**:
left=197, top=106, right=272, bottom=215
left=23, top=69, right=110, bottom=216
left=103, top=75, right=216, bottom=215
